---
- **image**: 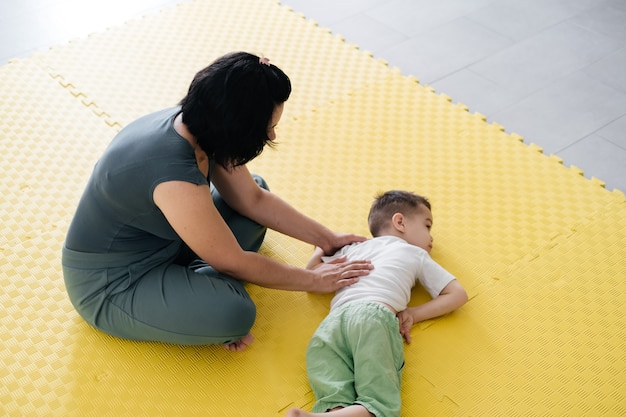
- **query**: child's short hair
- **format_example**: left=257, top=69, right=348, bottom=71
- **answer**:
left=368, top=190, right=431, bottom=237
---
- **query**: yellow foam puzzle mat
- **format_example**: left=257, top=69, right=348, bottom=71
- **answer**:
left=1, top=0, right=624, bottom=416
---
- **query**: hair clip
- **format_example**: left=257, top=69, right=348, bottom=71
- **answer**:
left=259, top=57, right=271, bottom=66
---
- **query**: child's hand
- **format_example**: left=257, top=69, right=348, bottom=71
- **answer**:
left=397, top=310, right=415, bottom=344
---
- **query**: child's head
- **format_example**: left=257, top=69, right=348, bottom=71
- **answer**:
left=368, top=190, right=434, bottom=252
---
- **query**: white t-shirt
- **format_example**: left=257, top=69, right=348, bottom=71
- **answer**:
left=323, top=235, right=456, bottom=312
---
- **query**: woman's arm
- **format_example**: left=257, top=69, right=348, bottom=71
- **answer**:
left=211, top=165, right=366, bottom=254
left=153, top=177, right=371, bottom=292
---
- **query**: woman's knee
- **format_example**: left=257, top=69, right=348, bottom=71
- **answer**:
left=190, top=265, right=257, bottom=331
left=220, top=295, right=256, bottom=341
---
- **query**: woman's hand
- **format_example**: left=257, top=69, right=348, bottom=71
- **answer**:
left=308, top=255, right=372, bottom=293
left=320, top=232, right=368, bottom=255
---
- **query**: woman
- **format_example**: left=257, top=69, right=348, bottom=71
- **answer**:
left=62, top=52, right=372, bottom=351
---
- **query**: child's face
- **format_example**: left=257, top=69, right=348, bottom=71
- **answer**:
left=403, top=206, right=434, bottom=253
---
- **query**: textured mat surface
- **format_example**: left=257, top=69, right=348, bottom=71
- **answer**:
left=1, top=0, right=625, bottom=416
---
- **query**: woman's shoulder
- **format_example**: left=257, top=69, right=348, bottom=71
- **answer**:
left=105, top=108, right=187, bottom=156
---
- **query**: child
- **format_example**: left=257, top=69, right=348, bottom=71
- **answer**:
left=286, top=190, right=468, bottom=417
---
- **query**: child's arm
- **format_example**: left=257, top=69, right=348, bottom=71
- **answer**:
left=398, top=280, right=468, bottom=343
left=305, top=246, right=326, bottom=270
left=306, top=246, right=351, bottom=271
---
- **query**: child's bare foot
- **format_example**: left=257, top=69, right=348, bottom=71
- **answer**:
left=285, top=408, right=312, bottom=417
left=286, top=405, right=371, bottom=416
left=223, top=333, right=254, bottom=351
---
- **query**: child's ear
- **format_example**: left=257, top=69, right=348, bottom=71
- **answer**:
left=391, top=213, right=405, bottom=232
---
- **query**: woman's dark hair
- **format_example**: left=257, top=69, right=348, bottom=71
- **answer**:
left=368, top=190, right=431, bottom=237
left=179, top=51, right=291, bottom=168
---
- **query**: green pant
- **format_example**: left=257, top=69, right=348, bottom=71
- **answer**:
left=306, top=302, right=405, bottom=417
left=62, top=176, right=267, bottom=345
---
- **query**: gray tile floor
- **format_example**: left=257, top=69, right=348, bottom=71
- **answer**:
left=2, top=0, right=624, bottom=192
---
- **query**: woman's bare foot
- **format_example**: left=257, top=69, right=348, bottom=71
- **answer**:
left=223, top=333, right=254, bottom=351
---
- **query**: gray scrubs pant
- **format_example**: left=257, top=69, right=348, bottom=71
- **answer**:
left=62, top=176, right=268, bottom=345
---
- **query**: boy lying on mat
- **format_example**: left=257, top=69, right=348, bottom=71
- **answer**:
left=287, top=190, right=468, bottom=417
